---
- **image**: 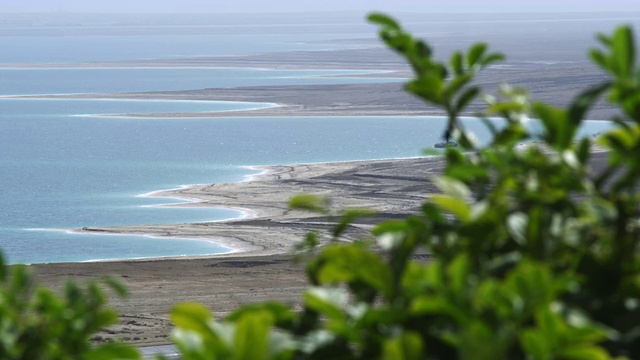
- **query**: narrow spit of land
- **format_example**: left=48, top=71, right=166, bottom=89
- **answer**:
left=33, top=156, right=448, bottom=345
left=32, top=153, right=612, bottom=346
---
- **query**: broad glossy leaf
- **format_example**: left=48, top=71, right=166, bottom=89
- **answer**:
left=558, top=346, right=612, bottom=360
left=589, top=49, right=609, bottom=69
left=304, top=287, right=348, bottom=319
left=431, top=195, right=471, bottom=221
left=432, top=176, right=471, bottom=199
left=234, top=311, right=274, bottom=360
left=451, top=51, right=464, bottom=75
left=289, top=194, right=330, bottom=214
left=382, top=332, right=424, bottom=360
left=507, top=213, right=527, bottom=245
left=333, top=208, right=377, bottom=237
left=316, top=245, right=393, bottom=295
left=455, top=87, right=480, bottom=113
left=227, top=302, right=296, bottom=329
left=84, top=343, right=141, bottom=360
left=367, top=13, right=401, bottom=31
left=171, top=303, right=214, bottom=335
left=492, top=123, right=528, bottom=146
left=467, top=43, right=488, bottom=67
left=612, top=26, right=635, bottom=76
left=479, top=53, right=506, bottom=67
left=568, top=82, right=611, bottom=126
left=533, top=102, right=573, bottom=149
left=444, top=73, right=472, bottom=100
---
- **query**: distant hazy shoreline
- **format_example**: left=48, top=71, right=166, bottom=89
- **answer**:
left=3, top=43, right=617, bottom=119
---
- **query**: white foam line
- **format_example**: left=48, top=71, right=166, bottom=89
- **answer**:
left=26, top=228, right=238, bottom=261
left=73, top=101, right=282, bottom=119
left=240, top=165, right=273, bottom=182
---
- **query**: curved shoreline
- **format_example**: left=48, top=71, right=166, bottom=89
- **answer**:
left=72, top=155, right=450, bottom=260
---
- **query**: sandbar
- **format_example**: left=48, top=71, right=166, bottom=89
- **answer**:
left=31, top=155, right=449, bottom=346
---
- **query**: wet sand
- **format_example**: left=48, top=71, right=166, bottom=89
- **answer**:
left=32, top=156, right=448, bottom=345
left=30, top=152, right=612, bottom=346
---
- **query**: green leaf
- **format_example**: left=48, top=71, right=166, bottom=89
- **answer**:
left=304, top=287, right=348, bottom=319
left=577, top=138, right=591, bottom=164
left=447, top=255, right=471, bottom=298
left=598, top=124, right=640, bottom=151
left=507, top=213, right=528, bottom=245
left=612, top=26, right=635, bottom=77
left=444, top=73, right=472, bottom=100
left=314, top=244, right=393, bottom=296
left=227, top=302, right=296, bottom=329
left=492, top=123, right=528, bottom=146
left=596, top=33, right=612, bottom=46
left=382, top=332, right=424, bottom=360
left=431, top=195, right=471, bottom=221
left=455, top=87, right=480, bottom=113
left=533, top=102, right=574, bottom=149
left=589, top=49, right=609, bottom=70
left=479, top=53, right=505, bottom=67
left=432, top=176, right=471, bottom=199
left=558, top=346, right=612, bottom=360
left=367, top=13, right=401, bottom=31
left=84, top=343, right=141, bottom=360
left=451, top=51, right=464, bottom=75
left=567, top=82, right=611, bottom=126
left=334, top=208, right=377, bottom=237
left=467, top=43, right=488, bottom=67
left=234, top=311, right=274, bottom=360
left=407, top=75, right=445, bottom=104
left=372, top=220, right=408, bottom=250
left=289, top=194, right=330, bottom=214
left=171, top=303, right=214, bottom=335
left=521, top=330, right=551, bottom=360
left=415, top=40, right=432, bottom=57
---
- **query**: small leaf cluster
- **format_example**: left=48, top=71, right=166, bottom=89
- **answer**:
left=0, top=255, right=139, bottom=360
left=369, top=13, right=504, bottom=144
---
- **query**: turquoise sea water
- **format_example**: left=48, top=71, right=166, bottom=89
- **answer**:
left=0, top=30, right=614, bottom=264
left=0, top=96, right=613, bottom=264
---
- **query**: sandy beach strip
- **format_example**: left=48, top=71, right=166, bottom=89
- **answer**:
left=29, top=155, right=447, bottom=346
left=29, top=150, right=611, bottom=346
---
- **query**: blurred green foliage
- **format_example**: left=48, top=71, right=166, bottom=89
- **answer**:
left=170, top=14, right=640, bottom=360
left=0, top=254, right=140, bottom=359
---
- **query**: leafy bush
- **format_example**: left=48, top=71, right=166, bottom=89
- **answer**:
left=0, top=254, right=140, bottom=359
left=170, top=14, right=640, bottom=360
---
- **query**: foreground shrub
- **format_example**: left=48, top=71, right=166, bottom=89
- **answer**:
left=170, top=14, right=640, bottom=360
left=0, top=255, right=140, bottom=359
